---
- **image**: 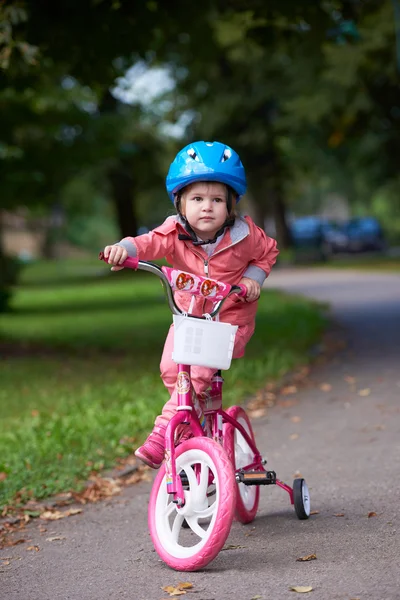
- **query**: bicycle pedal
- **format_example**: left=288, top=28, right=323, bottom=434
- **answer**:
left=236, top=470, right=276, bottom=485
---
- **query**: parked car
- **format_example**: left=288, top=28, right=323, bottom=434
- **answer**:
left=341, top=217, right=386, bottom=253
left=289, top=216, right=348, bottom=260
left=290, top=216, right=386, bottom=260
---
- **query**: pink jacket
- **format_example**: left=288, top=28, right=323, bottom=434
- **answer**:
left=118, top=215, right=279, bottom=327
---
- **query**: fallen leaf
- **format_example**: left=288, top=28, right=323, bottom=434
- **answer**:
left=289, top=586, right=313, bottom=593
left=46, top=536, right=66, bottom=542
left=1, top=560, right=10, bottom=566
left=161, top=586, right=186, bottom=596
left=221, top=544, right=247, bottom=550
left=65, top=508, right=82, bottom=517
left=290, top=433, right=299, bottom=440
left=248, top=408, right=267, bottom=418
left=0, top=472, right=7, bottom=482
left=309, top=510, right=319, bottom=516
left=296, top=553, right=317, bottom=562
left=177, top=583, right=193, bottom=590
left=281, top=385, right=298, bottom=395
left=27, top=545, right=39, bottom=552
left=72, top=477, right=121, bottom=504
left=334, top=513, right=345, bottom=517
left=358, top=388, right=371, bottom=397
left=2, top=538, right=25, bottom=547
left=319, top=383, right=332, bottom=392
left=40, top=508, right=82, bottom=521
left=277, top=398, right=299, bottom=408
left=368, top=511, right=377, bottom=518
left=251, top=596, right=262, bottom=600
left=290, top=416, right=302, bottom=423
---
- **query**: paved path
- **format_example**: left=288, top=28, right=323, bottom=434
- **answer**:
left=2, top=268, right=400, bottom=600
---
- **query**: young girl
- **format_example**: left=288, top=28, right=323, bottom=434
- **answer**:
left=103, top=140, right=279, bottom=468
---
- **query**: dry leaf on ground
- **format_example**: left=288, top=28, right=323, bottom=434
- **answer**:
left=290, top=416, right=302, bottom=423
left=177, top=583, right=193, bottom=590
left=40, top=508, right=82, bottom=521
left=319, top=383, right=332, bottom=392
left=296, top=553, right=317, bottom=562
left=309, top=510, right=319, bottom=515
left=162, top=582, right=193, bottom=596
left=281, top=385, right=298, bottom=395
left=72, top=477, right=121, bottom=504
left=248, top=408, right=267, bottom=418
left=27, top=545, right=39, bottom=551
left=368, top=511, right=377, bottom=518
left=358, top=388, right=371, bottom=397
left=289, top=586, right=313, bottom=593
left=46, top=536, right=66, bottom=542
left=290, top=433, right=299, bottom=440
left=334, top=513, right=345, bottom=517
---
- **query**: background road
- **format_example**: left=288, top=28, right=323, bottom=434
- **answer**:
left=2, top=268, right=400, bottom=600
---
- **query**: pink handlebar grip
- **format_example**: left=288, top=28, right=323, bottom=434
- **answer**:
left=237, top=284, right=247, bottom=298
left=98, top=251, right=139, bottom=270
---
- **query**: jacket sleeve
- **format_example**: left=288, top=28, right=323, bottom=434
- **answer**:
left=242, top=217, right=279, bottom=285
left=116, top=217, right=177, bottom=261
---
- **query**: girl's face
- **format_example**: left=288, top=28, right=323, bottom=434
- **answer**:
left=180, top=182, right=230, bottom=241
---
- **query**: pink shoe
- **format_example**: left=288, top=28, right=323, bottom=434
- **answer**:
left=135, top=430, right=165, bottom=469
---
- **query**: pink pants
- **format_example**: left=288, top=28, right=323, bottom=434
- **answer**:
left=154, top=322, right=255, bottom=429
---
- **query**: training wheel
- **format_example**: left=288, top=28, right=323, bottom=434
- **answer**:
left=293, top=478, right=310, bottom=520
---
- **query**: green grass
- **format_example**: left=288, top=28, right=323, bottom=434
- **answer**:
left=0, top=259, right=327, bottom=510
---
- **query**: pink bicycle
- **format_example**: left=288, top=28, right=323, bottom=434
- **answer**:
left=100, top=253, right=310, bottom=571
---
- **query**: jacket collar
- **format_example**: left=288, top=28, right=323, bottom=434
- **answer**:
left=175, top=214, right=249, bottom=250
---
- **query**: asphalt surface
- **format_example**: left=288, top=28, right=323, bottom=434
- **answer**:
left=2, top=267, right=400, bottom=600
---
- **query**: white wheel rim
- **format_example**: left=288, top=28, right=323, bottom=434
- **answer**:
left=301, top=481, right=311, bottom=516
left=154, top=448, right=220, bottom=559
left=234, top=416, right=257, bottom=510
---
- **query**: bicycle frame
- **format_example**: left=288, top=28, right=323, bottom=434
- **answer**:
left=98, top=253, right=294, bottom=506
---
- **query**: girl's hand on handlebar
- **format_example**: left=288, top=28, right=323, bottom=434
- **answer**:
left=238, top=277, right=261, bottom=303
left=103, top=245, right=128, bottom=271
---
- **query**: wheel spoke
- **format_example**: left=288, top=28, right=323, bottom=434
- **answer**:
left=163, top=495, right=178, bottom=517
left=197, top=463, right=210, bottom=499
left=194, top=503, right=216, bottom=519
left=171, top=512, right=185, bottom=542
left=185, top=516, right=207, bottom=539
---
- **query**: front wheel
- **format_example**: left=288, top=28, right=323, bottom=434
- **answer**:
left=223, top=406, right=260, bottom=524
left=293, top=478, right=310, bottom=520
left=148, top=437, right=236, bottom=571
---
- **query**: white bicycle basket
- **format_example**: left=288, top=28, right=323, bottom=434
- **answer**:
left=172, top=314, right=238, bottom=370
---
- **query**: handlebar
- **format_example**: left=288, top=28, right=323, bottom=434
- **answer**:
left=99, top=252, right=247, bottom=319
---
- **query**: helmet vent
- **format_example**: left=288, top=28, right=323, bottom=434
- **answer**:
left=187, top=148, right=199, bottom=161
left=222, top=148, right=232, bottom=162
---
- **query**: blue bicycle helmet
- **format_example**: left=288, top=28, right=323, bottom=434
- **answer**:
left=166, top=141, right=247, bottom=202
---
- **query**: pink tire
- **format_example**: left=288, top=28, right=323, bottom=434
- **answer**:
left=223, top=406, right=260, bottom=524
left=148, top=437, right=236, bottom=571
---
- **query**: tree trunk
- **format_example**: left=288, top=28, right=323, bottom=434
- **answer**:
left=41, top=203, right=64, bottom=259
left=270, top=187, right=292, bottom=250
left=109, top=164, right=137, bottom=239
